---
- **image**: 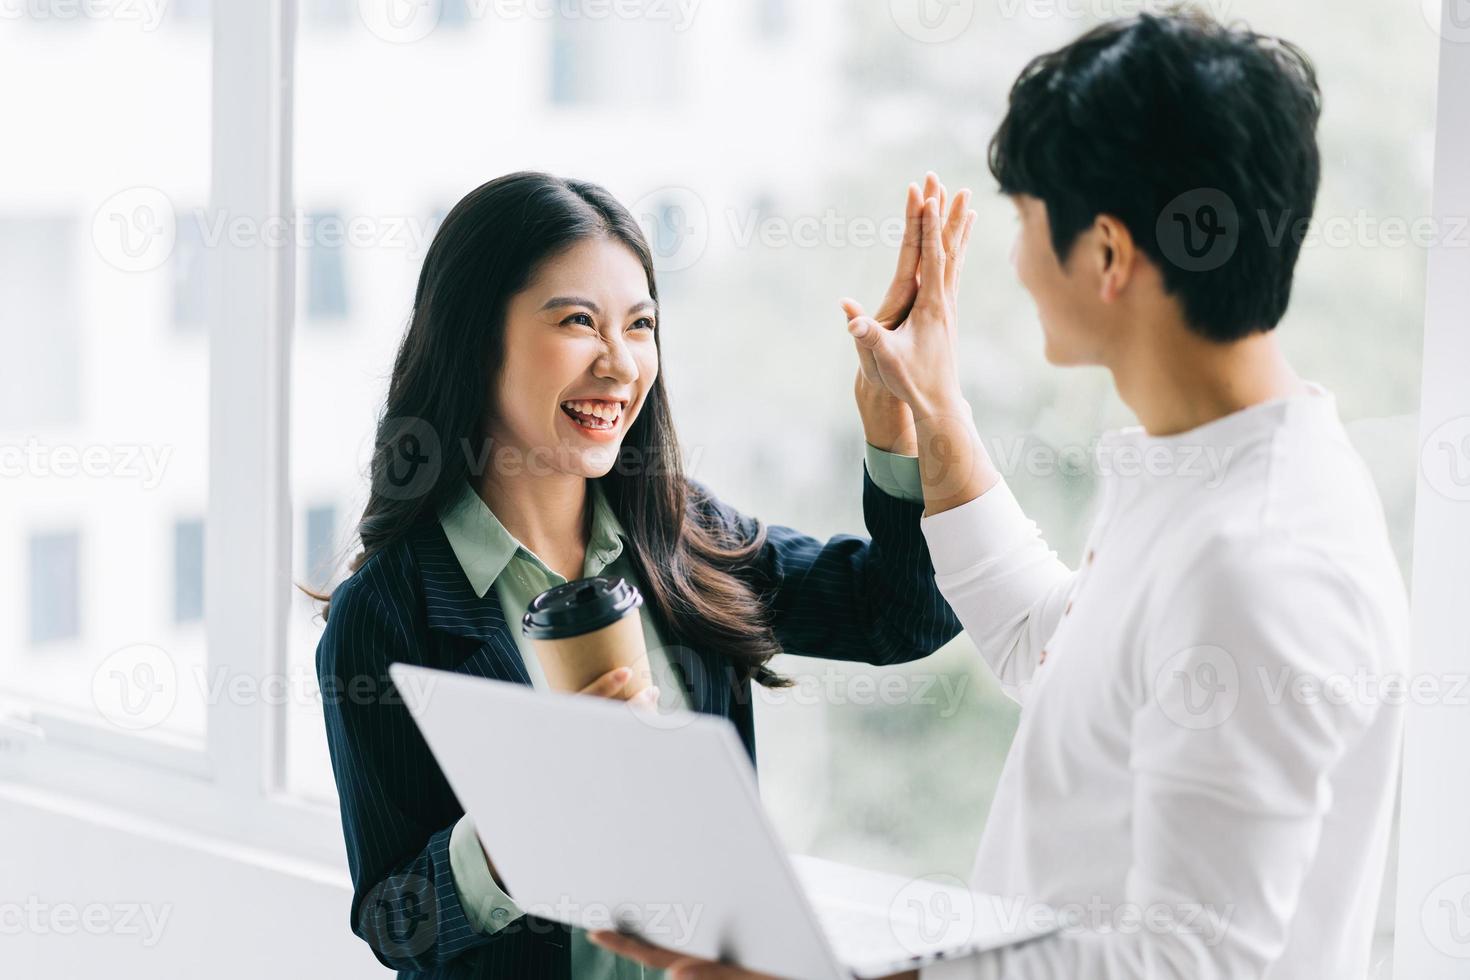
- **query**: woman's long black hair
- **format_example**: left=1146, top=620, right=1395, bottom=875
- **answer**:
left=317, top=172, right=788, bottom=687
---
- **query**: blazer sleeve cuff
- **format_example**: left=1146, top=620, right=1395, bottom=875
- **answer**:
left=449, top=815, right=526, bottom=935
left=864, top=444, right=925, bottom=504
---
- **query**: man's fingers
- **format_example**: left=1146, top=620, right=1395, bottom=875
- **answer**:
left=847, top=315, right=889, bottom=350
left=587, top=932, right=772, bottom=979
left=946, top=209, right=978, bottom=294
left=853, top=333, right=883, bottom=384
left=844, top=305, right=885, bottom=382
left=943, top=188, right=972, bottom=256
left=671, top=964, right=769, bottom=980
left=918, top=197, right=946, bottom=305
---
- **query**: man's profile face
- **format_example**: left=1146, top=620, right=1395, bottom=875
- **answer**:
left=1010, top=194, right=1112, bottom=367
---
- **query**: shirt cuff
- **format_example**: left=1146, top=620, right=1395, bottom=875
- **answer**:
left=449, top=815, right=525, bottom=935
left=919, top=479, right=1034, bottom=578
left=864, top=443, right=925, bottom=504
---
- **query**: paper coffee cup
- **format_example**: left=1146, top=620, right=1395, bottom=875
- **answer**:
left=521, top=576, right=651, bottom=697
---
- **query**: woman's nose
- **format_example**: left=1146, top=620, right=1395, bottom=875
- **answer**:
left=594, top=336, right=638, bottom=383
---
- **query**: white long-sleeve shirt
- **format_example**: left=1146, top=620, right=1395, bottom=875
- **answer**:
left=921, top=387, right=1407, bottom=980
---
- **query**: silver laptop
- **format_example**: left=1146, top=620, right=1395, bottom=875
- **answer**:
left=390, top=663, right=1052, bottom=979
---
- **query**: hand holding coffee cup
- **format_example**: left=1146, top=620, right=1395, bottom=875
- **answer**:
left=522, top=576, right=658, bottom=706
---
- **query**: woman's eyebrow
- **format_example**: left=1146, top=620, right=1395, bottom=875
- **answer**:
left=539, top=295, right=600, bottom=313
left=537, top=296, right=657, bottom=316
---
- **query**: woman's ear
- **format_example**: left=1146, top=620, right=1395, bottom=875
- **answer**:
left=1093, top=214, right=1136, bottom=303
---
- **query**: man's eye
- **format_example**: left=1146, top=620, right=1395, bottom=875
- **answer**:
left=562, top=312, right=595, bottom=328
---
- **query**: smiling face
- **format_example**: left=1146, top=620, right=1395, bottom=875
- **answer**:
left=489, top=236, right=660, bottom=478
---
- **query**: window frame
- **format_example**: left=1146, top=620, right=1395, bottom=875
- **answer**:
left=1391, top=2, right=1470, bottom=976
left=1, top=0, right=344, bottom=870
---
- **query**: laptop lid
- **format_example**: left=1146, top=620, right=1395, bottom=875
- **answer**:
left=389, top=663, right=849, bottom=980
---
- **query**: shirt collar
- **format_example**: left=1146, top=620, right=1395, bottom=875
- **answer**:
left=438, top=480, right=629, bottom=599
left=1093, top=382, right=1336, bottom=487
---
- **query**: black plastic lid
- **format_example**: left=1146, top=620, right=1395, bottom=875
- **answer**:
left=520, top=576, right=644, bottom=640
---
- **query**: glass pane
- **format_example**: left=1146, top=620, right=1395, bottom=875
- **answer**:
left=285, top=12, right=1434, bottom=951
left=0, top=8, right=211, bottom=741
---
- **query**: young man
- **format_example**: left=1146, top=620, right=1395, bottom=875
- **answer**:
left=596, top=10, right=1407, bottom=980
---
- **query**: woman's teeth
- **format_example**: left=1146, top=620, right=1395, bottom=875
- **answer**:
left=560, top=400, right=622, bottom=430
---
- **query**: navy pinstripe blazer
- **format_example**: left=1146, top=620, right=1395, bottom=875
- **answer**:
left=317, top=472, right=962, bottom=978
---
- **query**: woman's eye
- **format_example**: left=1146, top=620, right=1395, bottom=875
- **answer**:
left=631, top=317, right=656, bottom=332
left=562, top=312, right=596, bottom=328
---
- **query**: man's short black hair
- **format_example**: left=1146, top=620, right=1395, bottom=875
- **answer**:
left=989, top=8, right=1322, bottom=342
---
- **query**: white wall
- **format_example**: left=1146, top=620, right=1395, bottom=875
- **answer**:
left=0, top=784, right=385, bottom=979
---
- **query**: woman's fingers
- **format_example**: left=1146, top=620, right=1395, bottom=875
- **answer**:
left=577, top=666, right=632, bottom=698
left=895, top=182, right=923, bottom=283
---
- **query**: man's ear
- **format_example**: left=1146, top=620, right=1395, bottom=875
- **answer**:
left=1093, top=214, right=1136, bottom=303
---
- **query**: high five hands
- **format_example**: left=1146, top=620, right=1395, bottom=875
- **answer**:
left=844, top=173, right=999, bottom=517
left=842, top=172, right=975, bottom=422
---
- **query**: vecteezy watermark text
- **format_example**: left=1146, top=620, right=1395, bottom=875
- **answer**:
left=0, top=898, right=172, bottom=947
left=1, top=438, right=173, bottom=489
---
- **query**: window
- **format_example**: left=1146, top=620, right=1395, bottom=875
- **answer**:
left=756, top=0, right=789, bottom=39
left=169, top=0, right=211, bottom=24
left=548, top=0, right=679, bottom=106
left=172, top=212, right=208, bottom=329
left=300, top=0, right=351, bottom=30
left=28, top=530, right=80, bottom=645
left=302, top=504, right=337, bottom=583
left=303, top=210, right=349, bottom=321
left=0, top=3, right=211, bottom=749
left=173, top=518, right=204, bottom=623
left=440, top=0, right=473, bottom=30
left=0, top=217, right=79, bottom=428
left=549, top=12, right=587, bottom=105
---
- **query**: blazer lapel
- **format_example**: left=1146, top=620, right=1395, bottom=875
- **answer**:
left=412, top=523, right=533, bottom=686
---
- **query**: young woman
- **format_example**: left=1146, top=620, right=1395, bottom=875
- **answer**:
left=315, top=170, right=968, bottom=979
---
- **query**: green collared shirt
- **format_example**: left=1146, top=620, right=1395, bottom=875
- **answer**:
left=443, top=446, right=922, bottom=977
